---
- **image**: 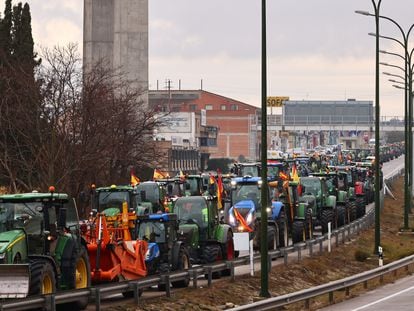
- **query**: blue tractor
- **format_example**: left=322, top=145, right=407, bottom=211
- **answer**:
left=224, top=176, right=289, bottom=250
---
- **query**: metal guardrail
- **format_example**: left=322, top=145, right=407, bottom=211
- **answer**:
left=230, top=254, right=414, bottom=311
left=0, top=164, right=404, bottom=311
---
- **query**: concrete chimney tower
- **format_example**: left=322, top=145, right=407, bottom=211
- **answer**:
left=83, top=0, right=148, bottom=105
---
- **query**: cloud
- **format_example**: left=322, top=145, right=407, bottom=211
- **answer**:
left=32, top=18, right=82, bottom=50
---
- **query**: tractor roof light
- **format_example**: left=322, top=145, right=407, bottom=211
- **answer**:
left=48, top=186, right=55, bottom=193
left=110, top=184, right=117, bottom=189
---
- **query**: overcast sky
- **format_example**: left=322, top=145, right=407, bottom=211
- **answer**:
left=2, top=0, right=413, bottom=116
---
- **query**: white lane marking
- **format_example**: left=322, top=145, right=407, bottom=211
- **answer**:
left=351, top=285, right=414, bottom=311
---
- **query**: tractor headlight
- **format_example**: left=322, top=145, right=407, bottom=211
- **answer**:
left=229, top=213, right=236, bottom=226
left=266, top=207, right=271, bottom=213
left=145, top=249, right=150, bottom=261
left=246, top=213, right=253, bottom=225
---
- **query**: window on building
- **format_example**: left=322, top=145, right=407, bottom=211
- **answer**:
left=205, top=104, right=213, bottom=110
left=189, top=104, right=197, bottom=111
left=230, top=104, right=238, bottom=111
left=221, top=105, right=227, bottom=111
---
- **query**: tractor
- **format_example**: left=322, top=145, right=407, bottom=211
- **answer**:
left=173, top=196, right=234, bottom=278
left=276, top=180, right=314, bottom=244
left=135, top=213, right=190, bottom=288
left=0, top=189, right=90, bottom=309
left=299, top=176, right=337, bottom=234
left=92, top=183, right=165, bottom=217
left=231, top=162, right=261, bottom=177
left=224, top=176, right=289, bottom=251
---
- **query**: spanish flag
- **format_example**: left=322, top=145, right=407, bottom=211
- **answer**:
left=153, top=168, right=166, bottom=180
left=279, top=171, right=289, bottom=181
left=130, top=172, right=140, bottom=186
left=217, top=170, right=224, bottom=209
left=291, top=164, right=300, bottom=182
left=179, top=170, right=186, bottom=181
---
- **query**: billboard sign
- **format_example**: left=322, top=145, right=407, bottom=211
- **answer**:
left=267, top=96, right=289, bottom=107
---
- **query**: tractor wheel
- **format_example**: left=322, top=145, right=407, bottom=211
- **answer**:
left=321, top=209, right=334, bottom=234
left=59, top=245, right=91, bottom=310
left=157, top=263, right=170, bottom=291
left=267, top=226, right=277, bottom=250
left=221, top=231, right=235, bottom=276
left=304, top=209, right=313, bottom=240
left=171, top=247, right=190, bottom=288
left=276, top=210, right=289, bottom=248
left=349, top=200, right=357, bottom=222
left=356, top=197, right=366, bottom=218
left=29, top=260, right=56, bottom=296
left=337, top=205, right=346, bottom=228
left=202, top=244, right=222, bottom=279
left=292, top=221, right=305, bottom=244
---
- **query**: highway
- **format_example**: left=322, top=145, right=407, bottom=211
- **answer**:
left=321, top=274, right=414, bottom=311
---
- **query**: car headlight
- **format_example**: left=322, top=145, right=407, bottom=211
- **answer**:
left=229, top=213, right=236, bottom=226
left=246, top=213, right=253, bottom=225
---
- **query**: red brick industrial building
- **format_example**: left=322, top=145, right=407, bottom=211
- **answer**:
left=149, top=89, right=259, bottom=161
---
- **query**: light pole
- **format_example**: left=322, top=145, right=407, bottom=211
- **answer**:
left=260, top=0, right=270, bottom=298
left=357, top=8, right=414, bottom=231
left=355, top=0, right=382, bottom=253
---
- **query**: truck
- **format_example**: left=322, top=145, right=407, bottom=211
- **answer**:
left=0, top=188, right=90, bottom=309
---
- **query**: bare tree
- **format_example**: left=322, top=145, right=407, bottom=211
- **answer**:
left=0, top=43, right=163, bottom=199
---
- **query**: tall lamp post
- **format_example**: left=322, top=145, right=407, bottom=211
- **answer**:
left=355, top=0, right=382, bottom=253
left=260, top=0, right=270, bottom=298
left=370, top=22, right=414, bottom=225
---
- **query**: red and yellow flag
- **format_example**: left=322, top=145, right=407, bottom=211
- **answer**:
left=130, top=172, right=140, bottom=186
left=153, top=168, right=166, bottom=180
left=291, top=164, right=300, bottom=182
left=179, top=170, right=185, bottom=181
left=217, top=169, right=224, bottom=209
left=279, top=171, right=289, bottom=181
left=233, top=208, right=253, bottom=232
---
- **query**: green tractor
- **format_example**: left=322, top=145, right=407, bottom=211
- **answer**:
left=0, top=189, right=90, bottom=309
left=92, top=183, right=166, bottom=216
left=299, top=176, right=337, bottom=234
left=277, top=180, right=314, bottom=244
left=173, top=196, right=234, bottom=278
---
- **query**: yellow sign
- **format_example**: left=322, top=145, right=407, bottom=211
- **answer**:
left=267, top=96, right=289, bottom=107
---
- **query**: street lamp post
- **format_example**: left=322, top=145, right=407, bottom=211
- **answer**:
left=356, top=0, right=382, bottom=253
left=260, top=0, right=270, bottom=298
left=356, top=7, right=414, bottom=232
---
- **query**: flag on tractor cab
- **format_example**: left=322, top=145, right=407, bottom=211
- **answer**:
left=217, top=169, right=224, bottom=209
left=291, top=164, right=300, bottom=182
left=279, top=171, right=289, bottom=181
left=130, top=172, right=140, bottom=186
left=153, top=168, right=166, bottom=180
left=179, top=170, right=185, bottom=181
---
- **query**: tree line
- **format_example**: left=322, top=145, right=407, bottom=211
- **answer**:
left=0, top=0, right=162, bottom=210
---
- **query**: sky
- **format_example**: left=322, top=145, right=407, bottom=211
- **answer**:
left=1, top=0, right=413, bottom=117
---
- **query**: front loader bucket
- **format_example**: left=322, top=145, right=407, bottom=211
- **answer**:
left=0, top=264, right=30, bottom=298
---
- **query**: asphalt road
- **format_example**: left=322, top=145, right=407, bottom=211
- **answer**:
left=320, top=274, right=414, bottom=311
